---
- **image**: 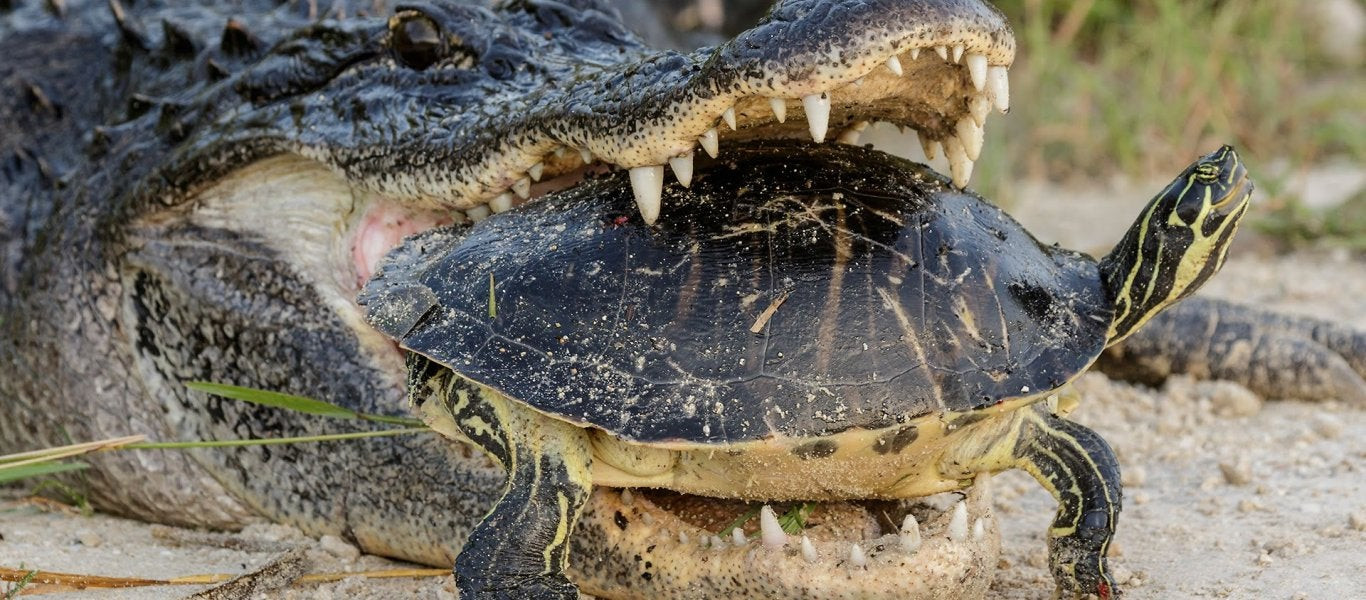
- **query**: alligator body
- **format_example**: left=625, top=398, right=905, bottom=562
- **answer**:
left=1, top=1, right=1363, bottom=598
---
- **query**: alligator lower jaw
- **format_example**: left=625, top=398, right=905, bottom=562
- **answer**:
left=571, top=482, right=999, bottom=598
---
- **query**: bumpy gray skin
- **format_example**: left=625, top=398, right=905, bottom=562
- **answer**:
left=0, top=0, right=1363, bottom=598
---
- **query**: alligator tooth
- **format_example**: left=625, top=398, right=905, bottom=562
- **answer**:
left=851, top=76, right=864, bottom=87
left=948, top=500, right=969, bottom=542
left=920, top=136, right=941, bottom=162
left=488, top=193, right=514, bottom=214
left=669, top=152, right=694, bottom=188
left=629, top=165, right=664, bottom=225
left=699, top=128, right=719, bottom=158
left=641, top=512, right=655, bottom=526
left=965, top=53, right=988, bottom=91
left=969, top=95, right=992, bottom=127
left=848, top=543, right=866, bottom=568
left=527, top=162, right=544, bottom=182
left=722, top=107, right=737, bottom=131
left=579, top=148, right=594, bottom=164
left=900, top=514, right=922, bottom=553
left=972, top=518, right=985, bottom=540
left=465, top=205, right=491, bottom=223
left=945, top=137, right=974, bottom=189
left=910, top=47, right=921, bottom=60
left=801, top=535, right=819, bottom=563
left=512, top=176, right=531, bottom=199
left=885, top=54, right=904, bottom=76
left=802, top=92, right=830, bottom=143
left=837, top=120, right=870, bottom=145
left=759, top=505, right=786, bottom=548
left=679, top=530, right=689, bottom=545
left=620, top=488, right=634, bottom=505
left=1045, top=393, right=1060, bottom=415
left=951, top=44, right=964, bottom=63
left=988, top=66, right=1010, bottom=113
left=935, top=45, right=949, bottom=61
left=710, top=535, right=724, bottom=550
left=732, top=527, right=748, bottom=547
left=956, top=117, right=984, bottom=161
left=553, top=146, right=570, bottom=159
left=769, top=97, right=787, bottom=123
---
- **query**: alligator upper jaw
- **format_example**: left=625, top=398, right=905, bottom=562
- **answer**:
left=320, top=0, right=1014, bottom=227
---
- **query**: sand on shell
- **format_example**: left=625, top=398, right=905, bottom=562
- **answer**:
left=2, top=174, right=1364, bottom=599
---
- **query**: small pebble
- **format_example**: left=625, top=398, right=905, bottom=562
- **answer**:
left=1219, top=460, right=1253, bottom=486
left=318, top=535, right=361, bottom=561
left=1132, top=491, right=1151, bottom=505
left=1349, top=511, right=1366, bottom=532
left=1209, top=382, right=1262, bottom=417
left=1237, top=499, right=1263, bottom=513
left=1312, top=414, right=1344, bottom=439
left=77, top=532, right=103, bottom=547
left=1121, top=465, right=1147, bottom=488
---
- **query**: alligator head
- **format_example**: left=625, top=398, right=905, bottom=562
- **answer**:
left=1, top=0, right=1014, bottom=596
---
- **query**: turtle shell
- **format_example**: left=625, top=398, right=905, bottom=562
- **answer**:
left=360, top=141, right=1113, bottom=444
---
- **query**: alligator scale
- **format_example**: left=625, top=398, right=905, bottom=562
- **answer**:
left=2, top=1, right=1363, bottom=599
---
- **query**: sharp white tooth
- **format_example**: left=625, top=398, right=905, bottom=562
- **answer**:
left=988, top=66, right=1010, bottom=113
left=679, top=531, right=690, bottom=545
left=641, top=512, right=655, bottom=526
left=553, top=146, right=569, bottom=159
left=722, top=107, right=737, bottom=130
left=956, top=117, right=984, bottom=161
left=527, top=162, right=544, bottom=181
left=945, top=136, right=974, bottom=189
left=465, top=205, right=491, bottom=223
left=759, top=505, right=786, bottom=548
left=885, top=54, right=903, bottom=76
left=935, top=45, right=949, bottom=61
left=579, top=148, right=594, bottom=164
left=972, top=517, right=985, bottom=540
left=900, top=514, right=922, bottom=553
left=801, top=535, right=819, bottom=563
left=1046, top=393, right=1060, bottom=415
left=951, top=44, right=964, bottom=63
left=710, top=535, right=724, bottom=550
left=802, top=92, right=830, bottom=143
left=910, top=47, right=921, bottom=60
left=488, top=193, right=514, bottom=214
left=920, top=136, right=940, bottom=161
left=769, top=97, right=787, bottom=123
left=512, top=176, right=531, bottom=199
left=969, top=95, right=991, bottom=127
left=629, top=165, right=664, bottom=225
left=851, top=76, right=864, bottom=87
left=668, top=152, right=694, bottom=188
left=837, top=120, right=870, bottom=145
left=732, top=527, right=748, bottom=547
left=948, top=500, right=969, bottom=542
left=965, top=53, right=988, bottom=91
left=620, top=488, right=634, bottom=505
left=848, top=543, right=866, bottom=568
left=698, top=128, right=719, bottom=158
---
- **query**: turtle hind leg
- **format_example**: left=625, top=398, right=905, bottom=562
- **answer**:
left=1098, top=296, right=1366, bottom=403
left=945, top=406, right=1122, bottom=599
left=412, top=356, right=592, bottom=599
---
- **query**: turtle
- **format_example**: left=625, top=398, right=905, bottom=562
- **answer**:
left=358, top=140, right=1252, bottom=599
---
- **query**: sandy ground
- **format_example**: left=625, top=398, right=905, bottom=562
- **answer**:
left=2, top=173, right=1364, bottom=599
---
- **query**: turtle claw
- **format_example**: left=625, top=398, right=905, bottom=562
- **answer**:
left=1048, top=516, right=1121, bottom=600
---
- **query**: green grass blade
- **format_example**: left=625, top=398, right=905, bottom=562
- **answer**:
left=185, top=382, right=425, bottom=428
left=0, top=461, right=89, bottom=484
left=127, top=428, right=430, bottom=450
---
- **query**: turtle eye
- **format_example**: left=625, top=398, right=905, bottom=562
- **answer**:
left=390, top=12, right=444, bottom=70
left=1194, top=163, right=1220, bottom=184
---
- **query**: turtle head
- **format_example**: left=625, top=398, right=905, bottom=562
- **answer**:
left=1100, top=145, right=1253, bottom=344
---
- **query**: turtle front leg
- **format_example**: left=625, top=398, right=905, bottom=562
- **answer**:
left=408, top=355, right=593, bottom=599
left=1098, top=297, right=1366, bottom=404
left=944, top=405, right=1123, bottom=599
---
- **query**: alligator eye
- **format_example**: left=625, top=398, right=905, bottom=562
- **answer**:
left=1194, top=163, right=1220, bottom=184
left=390, top=12, right=444, bottom=70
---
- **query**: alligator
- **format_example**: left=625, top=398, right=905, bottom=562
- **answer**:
left=2, top=0, right=1363, bottom=598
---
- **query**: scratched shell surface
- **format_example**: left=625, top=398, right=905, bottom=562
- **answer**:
left=361, top=141, right=1112, bottom=444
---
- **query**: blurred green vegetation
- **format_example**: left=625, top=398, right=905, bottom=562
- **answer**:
left=971, top=0, right=1364, bottom=245
left=981, top=0, right=1362, bottom=182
